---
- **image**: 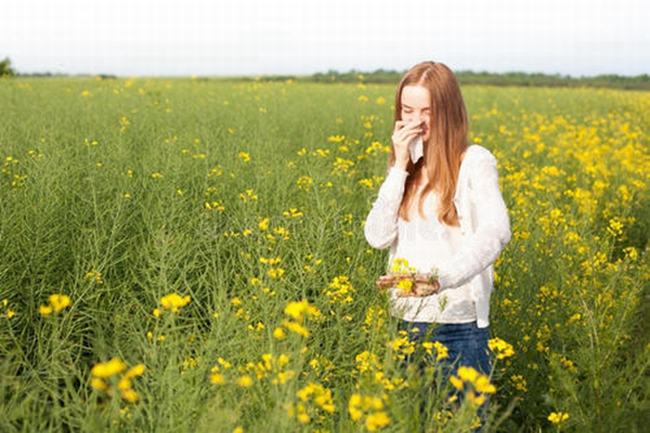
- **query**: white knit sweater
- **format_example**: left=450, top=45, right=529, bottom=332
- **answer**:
left=363, top=144, right=512, bottom=327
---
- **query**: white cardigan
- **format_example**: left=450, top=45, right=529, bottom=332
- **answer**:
left=363, top=144, right=512, bottom=328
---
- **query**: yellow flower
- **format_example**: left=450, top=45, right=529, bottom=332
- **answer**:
left=348, top=393, right=390, bottom=431
left=84, top=270, right=103, bottom=284
left=457, top=366, right=480, bottom=383
left=39, top=304, right=53, bottom=316
left=395, top=277, right=415, bottom=295
left=282, top=319, right=310, bottom=338
left=365, top=411, right=390, bottom=431
left=90, top=377, right=108, bottom=391
left=449, top=366, right=496, bottom=399
left=488, top=337, right=515, bottom=359
left=90, top=357, right=144, bottom=403
left=474, top=375, right=496, bottom=394
left=120, top=388, right=139, bottom=403
left=548, top=411, right=570, bottom=424
left=355, top=351, right=381, bottom=374
left=159, top=293, right=191, bottom=313
left=422, top=341, right=449, bottom=361
left=623, top=246, right=638, bottom=261
left=296, top=175, right=313, bottom=191
left=217, top=357, right=232, bottom=369
left=124, top=363, right=146, bottom=379
left=466, top=390, right=486, bottom=406
left=292, top=382, right=336, bottom=420
left=117, top=376, right=132, bottom=391
left=324, top=275, right=355, bottom=305
left=236, top=375, right=253, bottom=387
left=283, top=300, right=321, bottom=322
left=389, top=257, right=416, bottom=275
left=210, top=372, right=226, bottom=385
left=39, top=293, right=72, bottom=316
left=348, top=393, right=363, bottom=421
left=91, top=357, right=127, bottom=378
left=273, top=327, right=286, bottom=340
left=388, top=332, right=415, bottom=360
left=267, top=267, right=285, bottom=279
left=327, top=134, right=345, bottom=143
left=449, top=375, right=464, bottom=391
left=282, top=207, right=303, bottom=219
left=511, top=374, right=528, bottom=392
left=239, top=151, right=251, bottom=162
left=48, top=294, right=72, bottom=312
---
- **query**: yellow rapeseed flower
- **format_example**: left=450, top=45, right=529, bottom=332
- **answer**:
left=258, top=217, right=270, bottom=231
left=283, top=300, right=321, bottom=322
left=48, top=294, right=72, bottom=312
left=124, top=363, right=146, bottom=379
left=90, top=377, right=108, bottom=391
left=448, top=365, right=496, bottom=405
left=282, top=319, right=310, bottom=338
left=39, top=293, right=72, bottom=316
left=210, top=371, right=226, bottom=385
left=236, top=374, right=253, bottom=387
left=91, top=357, right=127, bottom=378
left=120, top=388, right=139, bottom=403
left=348, top=392, right=390, bottom=431
left=548, top=411, right=570, bottom=424
left=273, top=327, right=286, bottom=340
left=488, top=337, right=515, bottom=359
left=239, top=151, right=251, bottom=162
left=84, top=269, right=103, bottom=284
left=365, top=411, right=390, bottom=432
left=422, top=341, right=449, bottom=362
left=159, top=293, right=191, bottom=313
left=39, top=304, right=53, bottom=316
left=90, top=357, right=145, bottom=404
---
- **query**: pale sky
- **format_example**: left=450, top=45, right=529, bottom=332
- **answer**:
left=2, top=0, right=648, bottom=77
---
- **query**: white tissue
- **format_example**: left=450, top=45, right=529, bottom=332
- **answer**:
left=409, top=134, right=424, bottom=164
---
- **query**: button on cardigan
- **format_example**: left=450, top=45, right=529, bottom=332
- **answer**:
left=363, top=144, right=512, bottom=328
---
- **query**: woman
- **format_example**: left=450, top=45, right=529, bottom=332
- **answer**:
left=363, top=61, right=512, bottom=429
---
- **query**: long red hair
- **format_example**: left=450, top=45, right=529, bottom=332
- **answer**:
left=387, top=61, right=470, bottom=226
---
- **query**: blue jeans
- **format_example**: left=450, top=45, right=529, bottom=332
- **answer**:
left=397, top=319, right=493, bottom=432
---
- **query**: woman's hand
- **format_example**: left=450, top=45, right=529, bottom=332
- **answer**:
left=375, top=274, right=397, bottom=289
left=375, top=273, right=441, bottom=297
left=391, top=119, right=423, bottom=169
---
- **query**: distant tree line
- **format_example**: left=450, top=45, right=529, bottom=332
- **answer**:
left=278, top=68, right=650, bottom=91
left=2, top=56, right=648, bottom=90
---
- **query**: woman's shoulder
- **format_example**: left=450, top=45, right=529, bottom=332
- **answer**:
left=465, top=143, right=498, bottom=166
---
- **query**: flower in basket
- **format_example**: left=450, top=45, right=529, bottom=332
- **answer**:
left=388, top=257, right=440, bottom=296
left=389, top=258, right=417, bottom=295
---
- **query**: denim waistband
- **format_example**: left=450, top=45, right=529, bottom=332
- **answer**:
left=398, top=319, right=490, bottom=340
left=400, top=319, right=480, bottom=329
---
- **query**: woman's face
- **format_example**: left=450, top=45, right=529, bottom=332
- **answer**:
left=400, top=84, right=432, bottom=142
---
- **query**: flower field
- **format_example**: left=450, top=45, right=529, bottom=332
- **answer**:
left=1, top=76, right=648, bottom=432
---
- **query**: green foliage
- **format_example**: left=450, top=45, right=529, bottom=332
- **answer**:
left=0, top=57, right=15, bottom=77
left=0, top=78, right=648, bottom=432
